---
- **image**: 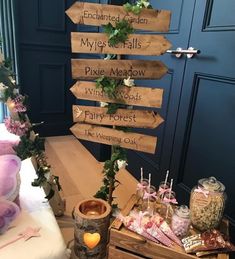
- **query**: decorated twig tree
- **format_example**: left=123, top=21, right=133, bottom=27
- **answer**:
left=0, top=40, right=65, bottom=216
left=66, top=0, right=171, bottom=207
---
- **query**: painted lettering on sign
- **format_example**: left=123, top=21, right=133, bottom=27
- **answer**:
left=70, top=123, right=157, bottom=154
left=70, top=81, right=163, bottom=108
left=66, top=2, right=171, bottom=32
left=71, top=33, right=171, bottom=56
left=73, top=105, right=164, bottom=129
left=72, top=59, right=168, bottom=79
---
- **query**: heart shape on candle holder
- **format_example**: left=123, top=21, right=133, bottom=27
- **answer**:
left=83, top=232, right=101, bottom=249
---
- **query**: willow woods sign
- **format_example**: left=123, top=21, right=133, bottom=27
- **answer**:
left=70, top=123, right=157, bottom=154
left=66, top=2, right=171, bottom=32
left=70, top=81, right=163, bottom=108
left=71, top=59, right=168, bottom=79
left=71, top=32, right=171, bottom=56
left=73, top=105, right=164, bottom=129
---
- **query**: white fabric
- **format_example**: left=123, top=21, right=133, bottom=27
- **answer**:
left=0, top=158, right=68, bottom=259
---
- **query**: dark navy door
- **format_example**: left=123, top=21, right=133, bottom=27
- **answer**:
left=170, top=0, right=235, bottom=241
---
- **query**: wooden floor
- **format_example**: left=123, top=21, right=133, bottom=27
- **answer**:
left=45, top=135, right=137, bottom=245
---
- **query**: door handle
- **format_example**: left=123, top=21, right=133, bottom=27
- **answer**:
left=167, top=47, right=201, bottom=58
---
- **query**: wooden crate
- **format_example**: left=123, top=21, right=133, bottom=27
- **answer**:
left=108, top=195, right=229, bottom=259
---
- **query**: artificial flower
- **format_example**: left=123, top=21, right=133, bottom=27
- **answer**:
left=12, top=95, right=27, bottom=112
left=139, top=0, right=150, bottom=8
left=100, top=102, right=108, bottom=107
left=117, top=159, right=128, bottom=170
left=123, top=76, right=135, bottom=87
left=4, top=117, right=30, bottom=136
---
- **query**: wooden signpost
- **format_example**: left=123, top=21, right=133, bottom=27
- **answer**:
left=71, top=32, right=172, bottom=56
left=67, top=2, right=172, bottom=154
left=70, top=81, right=163, bottom=108
left=72, top=105, right=164, bottom=129
left=70, top=123, right=157, bottom=154
left=71, top=59, right=168, bottom=79
left=66, top=2, right=171, bottom=32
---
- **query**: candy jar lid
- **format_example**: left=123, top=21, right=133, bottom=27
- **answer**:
left=175, top=205, right=190, bottom=218
left=198, top=176, right=225, bottom=192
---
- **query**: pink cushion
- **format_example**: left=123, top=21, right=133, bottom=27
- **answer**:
left=0, top=155, right=21, bottom=234
left=0, top=155, right=21, bottom=201
left=0, top=198, right=20, bottom=234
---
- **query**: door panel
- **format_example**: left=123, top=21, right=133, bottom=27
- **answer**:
left=170, top=0, right=235, bottom=240
left=122, top=0, right=195, bottom=184
left=17, top=0, right=75, bottom=136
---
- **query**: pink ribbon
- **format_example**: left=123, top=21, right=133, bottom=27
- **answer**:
left=143, top=191, right=157, bottom=200
left=115, top=212, right=125, bottom=222
left=194, top=186, right=209, bottom=198
left=136, top=183, right=146, bottom=191
left=158, top=187, right=170, bottom=195
left=163, top=197, right=178, bottom=204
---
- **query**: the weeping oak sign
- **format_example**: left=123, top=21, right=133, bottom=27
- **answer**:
left=70, top=123, right=157, bottom=154
left=71, top=32, right=172, bottom=56
left=70, top=81, right=164, bottom=108
left=66, top=2, right=171, bottom=32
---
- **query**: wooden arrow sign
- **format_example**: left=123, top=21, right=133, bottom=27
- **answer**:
left=73, top=105, right=164, bottom=129
left=66, top=2, right=171, bottom=32
left=70, top=123, right=157, bottom=154
left=71, top=32, right=171, bottom=56
left=70, top=81, right=163, bottom=108
left=72, top=59, right=168, bottom=79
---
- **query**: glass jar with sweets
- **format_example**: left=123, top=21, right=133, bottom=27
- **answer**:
left=171, top=205, right=191, bottom=238
left=190, top=176, right=226, bottom=232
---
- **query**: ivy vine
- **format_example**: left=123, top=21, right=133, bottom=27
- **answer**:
left=124, top=0, right=152, bottom=15
left=103, top=19, right=134, bottom=46
left=94, top=145, right=127, bottom=205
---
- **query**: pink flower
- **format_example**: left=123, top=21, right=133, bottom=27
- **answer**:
left=4, top=117, right=30, bottom=136
left=12, top=95, right=27, bottom=113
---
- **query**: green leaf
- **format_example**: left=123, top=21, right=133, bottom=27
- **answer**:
left=102, top=19, right=134, bottom=47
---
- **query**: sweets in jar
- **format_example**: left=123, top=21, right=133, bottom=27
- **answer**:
left=171, top=205, right=191, bottom=238
left=190, top=176, right=226, bottom=232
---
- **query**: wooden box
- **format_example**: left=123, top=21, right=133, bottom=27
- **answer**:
left=108, top=195, right=229, bottom=259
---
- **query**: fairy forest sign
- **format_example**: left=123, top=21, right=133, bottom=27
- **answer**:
left=66, top=2, right=171, bottom=32
left=73, top=105, right=164, bottom=129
